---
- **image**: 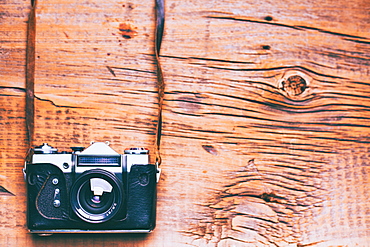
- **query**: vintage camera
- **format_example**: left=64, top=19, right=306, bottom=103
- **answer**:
left=24, top=142, right=159, bottom=235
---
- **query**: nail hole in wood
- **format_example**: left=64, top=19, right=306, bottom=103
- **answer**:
left=118, top=23, right=138, bottom=39
left=264, top=16, right=273, bottom=21
left=202, top=145, right=218, bottom=155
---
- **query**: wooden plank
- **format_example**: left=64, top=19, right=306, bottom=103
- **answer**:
left=1, top=0, right=369, bottom=246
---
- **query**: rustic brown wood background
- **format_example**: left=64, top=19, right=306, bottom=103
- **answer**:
left=1, top=0, right=369, bottom=246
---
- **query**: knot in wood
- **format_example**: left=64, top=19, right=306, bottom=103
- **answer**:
left=281, top=75, right=307, bottom=96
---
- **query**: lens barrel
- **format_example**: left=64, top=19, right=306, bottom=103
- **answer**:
left=70, top=169, right=123, bottom=223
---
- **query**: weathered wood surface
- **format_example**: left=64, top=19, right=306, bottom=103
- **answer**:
left=1, top=0, right=369, bottom=246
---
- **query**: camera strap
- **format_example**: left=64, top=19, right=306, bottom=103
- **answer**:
left=25, top=0, right=165, bottom=169
left=154, top=0, right=165, bottom=168
left=25, top=0, right=37, bottom=163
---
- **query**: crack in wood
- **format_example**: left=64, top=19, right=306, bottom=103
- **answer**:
left=106, top=66, right=116, bottom=77
left=206, top=15, right=370, bottom=41
left=0, top=186, right=15, bottom=196
left=0, top=86, right=88, bottom=109
left=34, top=96, right=88, bottom=109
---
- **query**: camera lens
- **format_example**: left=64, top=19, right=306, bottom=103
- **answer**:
left=70, top=169, right=124, bottom=223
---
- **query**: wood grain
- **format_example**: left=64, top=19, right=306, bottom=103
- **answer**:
left=1, top=0, right=369, bottom=246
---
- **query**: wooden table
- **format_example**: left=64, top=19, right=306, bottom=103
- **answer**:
left=1, top=0, right=369, bottom=246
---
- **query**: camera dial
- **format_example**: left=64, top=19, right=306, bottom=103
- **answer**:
left=71, top=146, right=85, bottom=153
left=124, top=148, right=149, bottom=154
left=34, top=143, right=58, bottom=154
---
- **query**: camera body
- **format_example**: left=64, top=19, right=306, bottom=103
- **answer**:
left=24, top=142, right=158, bottom=234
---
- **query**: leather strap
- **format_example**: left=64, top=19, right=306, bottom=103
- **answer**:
left=25, top=1, right=165, bottom=166
left=26, top=0, right=37, bottom=149
left=154, top=0, right=165, bottom=166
